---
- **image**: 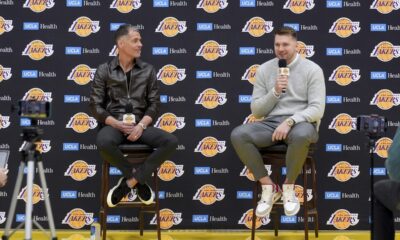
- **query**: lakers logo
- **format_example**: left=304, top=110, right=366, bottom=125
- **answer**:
left=193, top=184, right=225, bottom=205
left=22, top=40, right=54, bottom=61
left=328, top=113, right=357, bottom=134
left=370, top=41, right=400, bottom=62
left=62, top=208, right=94, bottom=229
left=109, top=45, right=118, bottom=56
left=370, top=89, right=400, bottom=110
left=238, top=209, right=270, bottom=229
left=0, top=115, right=11, bottom=129
left=0, top=212, right=6, bottom=225
left=328, top=65, right=360, bottom=86
left=120, top=189, right=137, bottom=202
left=69, top=17, right=100, bottom=37
left=64, top=160, right=96, bottom=181
left=327, top=209, right=359, bottom=230
left=370, top=0, right=400, bottom=14
left=294, top=185, right=312, bottom=203
left=328, top=161, right=360, bottom=182
left=329, top=18, right=360, bottom=38
left=17, top=184, right=47, bottom=205
left=0, top=17, right=13, bottom=35
left=158, top=160, right=184, bottom=181
left=240, top=165, right=271, bottom=181
left=283, top=0, right=315, bottom=14
left=22, top=88, right=53, bottom=102
left=296, top=41, right=314, bottom=58
left=35, top=140, right=51, bottom=153
left=196, top=40, right=228, bottom=61
left=66, top=113, right=98, bottom=133
left=157, top=65, right=186, bottom=85
left=374, top=137, right=393, bottom=158
left=156, top=17, right=187, bottom=37
left=195, top=136, right=226, bottom=157
left=67, top=64, right=96, bottom=85
left=155, top=113, right=185, bottom=133
left=110, top=0, right=142, bottom=13
left=150, top=208, right=182, bottom=229
left=195, top=88, right=227, bottom=109
left=241, top=65, right=259, bottom=85
left=197, top=0, right=228, bottom=13
left=0, top=65, right=12, bottom=82
left=23, top=0, right=55, bottom=13
left=242, top=17, right=274, bottom=37
left=243, top=114, right=264, bottom=124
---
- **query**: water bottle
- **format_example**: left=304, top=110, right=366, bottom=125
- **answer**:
left=90, top=218, right=101, bottom=240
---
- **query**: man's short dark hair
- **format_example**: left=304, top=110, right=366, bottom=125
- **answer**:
left=274, top=26, right=297, bottom=39
left=114, top=24, right=139, bottom=44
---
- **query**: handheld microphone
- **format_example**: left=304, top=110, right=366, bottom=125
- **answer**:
left=278, top=59, right=289, bottom=93
left=123, top=103, right=135, bottom=124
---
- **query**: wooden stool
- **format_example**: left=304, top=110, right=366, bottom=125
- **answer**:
left=99, top=144, right=161, bottom=240
left=251, top=143, right=318, bottom=240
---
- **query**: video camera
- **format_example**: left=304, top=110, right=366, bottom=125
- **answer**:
left=17, top=100, right=51, bottom=119
left=356, top=114, right=387, bottom=139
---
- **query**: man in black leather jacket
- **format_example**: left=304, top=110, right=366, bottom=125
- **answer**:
left=89, top=24, right=178, bottom=207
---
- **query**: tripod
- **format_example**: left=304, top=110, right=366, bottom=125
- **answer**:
left=2, top=124, right=57, bottom=240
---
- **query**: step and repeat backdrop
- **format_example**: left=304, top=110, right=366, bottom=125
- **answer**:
left=0, top=0, right=399, bottom=232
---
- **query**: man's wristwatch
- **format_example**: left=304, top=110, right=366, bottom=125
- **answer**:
left=138, top=122, right=147, bottom=130
left=285, top=118, right=295, bottom=127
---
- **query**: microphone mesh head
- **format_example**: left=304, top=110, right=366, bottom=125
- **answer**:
left=278, top=59, right=287, bottom=68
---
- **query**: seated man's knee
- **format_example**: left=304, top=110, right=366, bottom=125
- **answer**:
left=163, top=134, right=179, bottom=149
left=96, top=135, right=116, bottom=150
left=230, top=126, right=247, bottom=145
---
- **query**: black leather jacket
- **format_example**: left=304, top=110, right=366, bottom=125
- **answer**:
left=89, top=57, right=160, bottom=124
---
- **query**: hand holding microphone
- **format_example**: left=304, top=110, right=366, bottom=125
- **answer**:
left=275, top=59, right=290, bottom=94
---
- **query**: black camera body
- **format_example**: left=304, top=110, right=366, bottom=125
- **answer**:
left=357, top=114, right=387, bottom=138
left=18, top=100, right=51, bottom=119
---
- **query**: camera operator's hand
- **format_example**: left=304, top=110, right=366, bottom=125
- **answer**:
left=127, top=125, right=143, bottom=142
left=0, top=168, right=8, bottom=188
left=275, top=75, right=288, bottom=94
left=105, top=116, right=135, bottom=135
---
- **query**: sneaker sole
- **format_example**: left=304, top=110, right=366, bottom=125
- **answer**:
left=256, top=192, right=282, bottom=218
left=138, top=189, right=155, bottom=205
left=284, top=203, right=300, bottom=216
left=106, top=177, right=125, bottom=208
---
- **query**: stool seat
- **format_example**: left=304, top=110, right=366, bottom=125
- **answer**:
left=118, top=144, right=153, bottom=152
left=259, top=143, right=316, bottom=154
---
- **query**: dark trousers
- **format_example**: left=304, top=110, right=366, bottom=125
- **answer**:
left=96, top=126, right=178, bottom=184
left=373, top=179, right=400, bottom=240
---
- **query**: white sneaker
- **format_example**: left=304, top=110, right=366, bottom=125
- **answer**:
left=282, top=184, right=300, bottom=216
left=255, top=184, right=282, bottom=218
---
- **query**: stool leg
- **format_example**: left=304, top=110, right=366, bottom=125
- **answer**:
left=100, top=161, right=109, bottom=240
left=251, top=181, right=258, bottom=240
left=139, top=208, right=144, bottom=236
left=311, top=158, right=319, bottom=238
left=303, top=163, right=308, bottom=240
left=155, top=171, right=161, bottom=240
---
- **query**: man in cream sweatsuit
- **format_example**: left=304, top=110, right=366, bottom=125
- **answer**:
left=231, top=27, right=325, bottom=217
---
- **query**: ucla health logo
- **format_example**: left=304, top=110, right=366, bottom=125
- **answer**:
left=0, top=65, right=12, bottom=83
left=197, top=0, right=228, bottom=13
left=109, top=45, right=118, bottom=56
left=110, top=0, right=142, bottom=13
left=66, top=113, right=98, bottom=133
left=155, top=113, right=185, bottom=133
left=23, top=0, right=55, bottom=13
left=195, top=88, right=227, bottom=109
left=243, top=114, right=263, bottom=124
left=370, top=41, right=400, bottom=62
left=370, top=0, right=400, bottom=14
left=328, top=65, right=360, bottom=86
left=328, top=113, right=357, bottom=134
left=328, top=161, right=360, bottom=182
left=0, top=115, right=10, bottom=129
left=157, top=160, right=184, bottom=181
left=64, top=160, right=96, bottom=181
left=150, top=209, right=182, bottom=230
left=242, top=17, right=273, bottom=37
left=69, top=17, right=100, bottom=37
left=374, top=137, right=392, bottom=158
left=68, top=64, right=96, bottom=85
left=157, top=65, right=186, bottom=85
left=238, top=209, right=270, bottom=229
left=156, top=17, right=187, bottom=37
left=370, top=89, right=400, bottom=110
left=22, top=40, right=54, bottom=61
left=242, top=65, right=259, bottom=85
left=283, top=0, right=315, bottom=14
left=329, top=17, right=360, bottom=38
left=193, top=184, right=225, bottom=205
left=196, top=40, right=228, bottom=61
left=22, top=88, right=53, bottom=102
left=62, top=208, right=94, bottom=229
left=195, top=136, right=226, bottom=157
left=0, top=17, right=13, bottom=35
left=18, top=184, right=47, bottom=205
left=327, top=209, right=359, bottom=230
left=296, top=41, right=314, bottom=58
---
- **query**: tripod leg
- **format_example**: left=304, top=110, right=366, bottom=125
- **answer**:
left=3, top=161, right=26, bottom=238
left=25, top=151, right=36, bottom=240
left=37, top=161, right=57, bottom=239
